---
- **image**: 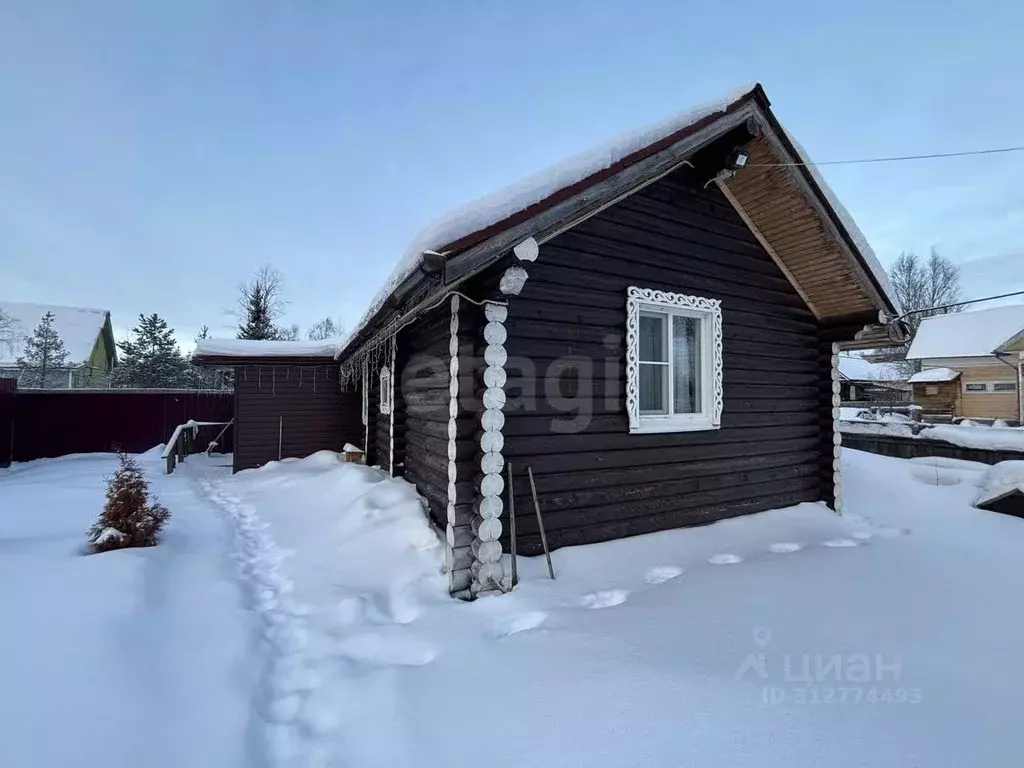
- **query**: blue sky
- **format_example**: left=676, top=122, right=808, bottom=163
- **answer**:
left=2, top=1, right=1022, bottom=347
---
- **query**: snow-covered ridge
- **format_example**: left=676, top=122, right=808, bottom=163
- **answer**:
left=341, top=85, right=903, bottom=358
left=193, top=338, right=346, bottom=359
left=341, top=85, right=758, bottom=354
left=0, top=300, right=109, bottom=366
left=907, top=367, right=960, bottom=383
left=906, top=304, right=1024, bottom=360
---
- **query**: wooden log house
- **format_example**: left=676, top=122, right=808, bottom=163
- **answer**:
left=200, top=85, right=906, bottom=600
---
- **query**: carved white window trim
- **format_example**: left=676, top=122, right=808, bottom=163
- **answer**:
left=625, top=286, right=723, bottom=434
left=379, top=364, right=392, bottom=415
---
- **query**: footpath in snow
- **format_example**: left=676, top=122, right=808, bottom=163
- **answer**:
left=194, top=448, right=1022, bottom=768
left=4, top=447, right=1023, bottom=768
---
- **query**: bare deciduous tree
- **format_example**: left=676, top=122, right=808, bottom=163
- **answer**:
left=306, top=317, right=342, bottom=340
left=0, top=306, right=19, bottom=361
left=888, top=248, right=963, bottom=374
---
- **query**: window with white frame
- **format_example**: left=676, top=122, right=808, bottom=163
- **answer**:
left=625, top=286, right=723, bottom=433
left=964, top=380, right=1017, bottom=394
left=379, top=365, right=392, bottom=415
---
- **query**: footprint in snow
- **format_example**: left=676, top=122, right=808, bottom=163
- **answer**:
left=823, top=538, right=859, bottom=548
left=580, top=590, right=629, bottom=609
left=708, top=554, right=743, bottom=565
left=768, top=542, right=803, bottom=554
left=489, top=611, right=548, bottom=638
left=645, top=566, right=685, bottom=584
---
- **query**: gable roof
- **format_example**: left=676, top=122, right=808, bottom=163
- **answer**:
left=906, top=305, right=1024, bottom=360
left=341, top=84, right=903, bottom=362
left=0, top=301, right=111, bottom=367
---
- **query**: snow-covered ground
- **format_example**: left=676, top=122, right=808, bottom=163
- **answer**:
left=2, top=448, right=1022, bottom=767
left=0, top=450, right=256, bottom=768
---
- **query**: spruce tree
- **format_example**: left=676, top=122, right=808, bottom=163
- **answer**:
left=237, top=284, right=279, bottom=339
left=17, top=311, right=69, bottom=388
left=111, top=313, right=190, bottom=388
left=87, top=451, right=170, bottom=553
left=236, top=266, right=286, bottom=340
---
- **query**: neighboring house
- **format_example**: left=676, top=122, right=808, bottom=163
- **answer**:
left=837, top=353, right=908, bottom=403
left=195, top=84, right=904, bottom=599
left=0, top=302, right=117, bottom=388
left=906, top=304, right=1024, bottom=421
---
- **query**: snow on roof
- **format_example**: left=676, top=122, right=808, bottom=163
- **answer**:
left=341, top=83, right=901, bottom=357
left=837, top=353, right=904, bottom=381
left=906, top=304, right=1024, bottom=360
left=342, top=85, right=758, bottom=354
left=193, top=338, right=345, bottom=359
left=0, top=301, right=109, bottom=366
left=908, top=367, right=960, bottom=383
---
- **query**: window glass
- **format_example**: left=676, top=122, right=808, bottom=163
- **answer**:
left=672, top=315, right=701, bottom=413
left=639, top=314, right=666, bottom=362
left=965, top=383, right=987, bottom=392
left=993, top=381, right=1017, bottom=392
left=639, top=363, right=667, bottom=413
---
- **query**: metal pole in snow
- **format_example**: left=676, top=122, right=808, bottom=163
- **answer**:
left=278, top=416, right=283, bottom=461
left=527, top=465, right=555, bottom=579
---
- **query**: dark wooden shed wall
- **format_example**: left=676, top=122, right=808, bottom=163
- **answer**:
left=233, top=363, right=363, bottom=472
left=499, top=165, right=830, bottom=553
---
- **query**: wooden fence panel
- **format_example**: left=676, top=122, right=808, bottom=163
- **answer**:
left=842, top=432, right=1024, bottom=466
left=5, top=389, right=234, bottom=463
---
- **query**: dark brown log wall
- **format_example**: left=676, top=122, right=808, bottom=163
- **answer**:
left=399, top=307, right=452, bottom=521
left=500, top=164, right=828, bottom=554
left=234, top=363, right=362, bottom=472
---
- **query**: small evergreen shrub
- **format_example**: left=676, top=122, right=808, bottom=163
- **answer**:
left=87, top=451, right=170, bottom=553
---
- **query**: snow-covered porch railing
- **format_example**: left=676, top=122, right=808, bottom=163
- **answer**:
left=162, top=419, right=233, bottom=474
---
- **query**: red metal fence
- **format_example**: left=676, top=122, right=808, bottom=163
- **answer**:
left=0, top=386, right=234, bottom=467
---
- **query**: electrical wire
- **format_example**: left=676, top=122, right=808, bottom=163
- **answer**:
left=748, top=145, right=1024, bottom=168
left=894, top=289, right=1024, bottom=322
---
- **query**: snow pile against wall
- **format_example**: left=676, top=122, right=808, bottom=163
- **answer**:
left=215, top=448, right=1024, bottom=767
left=193, top=338, right=346, bottom=359
left=0, top=301, right=108, bottom=366
left=907, top=304, right=1024, bottom=359
left=907, top=368, right=960, bottom=383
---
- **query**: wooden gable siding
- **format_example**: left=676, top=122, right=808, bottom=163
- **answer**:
left=499, top=165, right=827, bottom=553
left=723, top=138, right=880, bottom=319
left=233, top=363, right=362, bottom=472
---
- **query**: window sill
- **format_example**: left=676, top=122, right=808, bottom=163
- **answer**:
left=630, top=416, right=720, bottom=434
